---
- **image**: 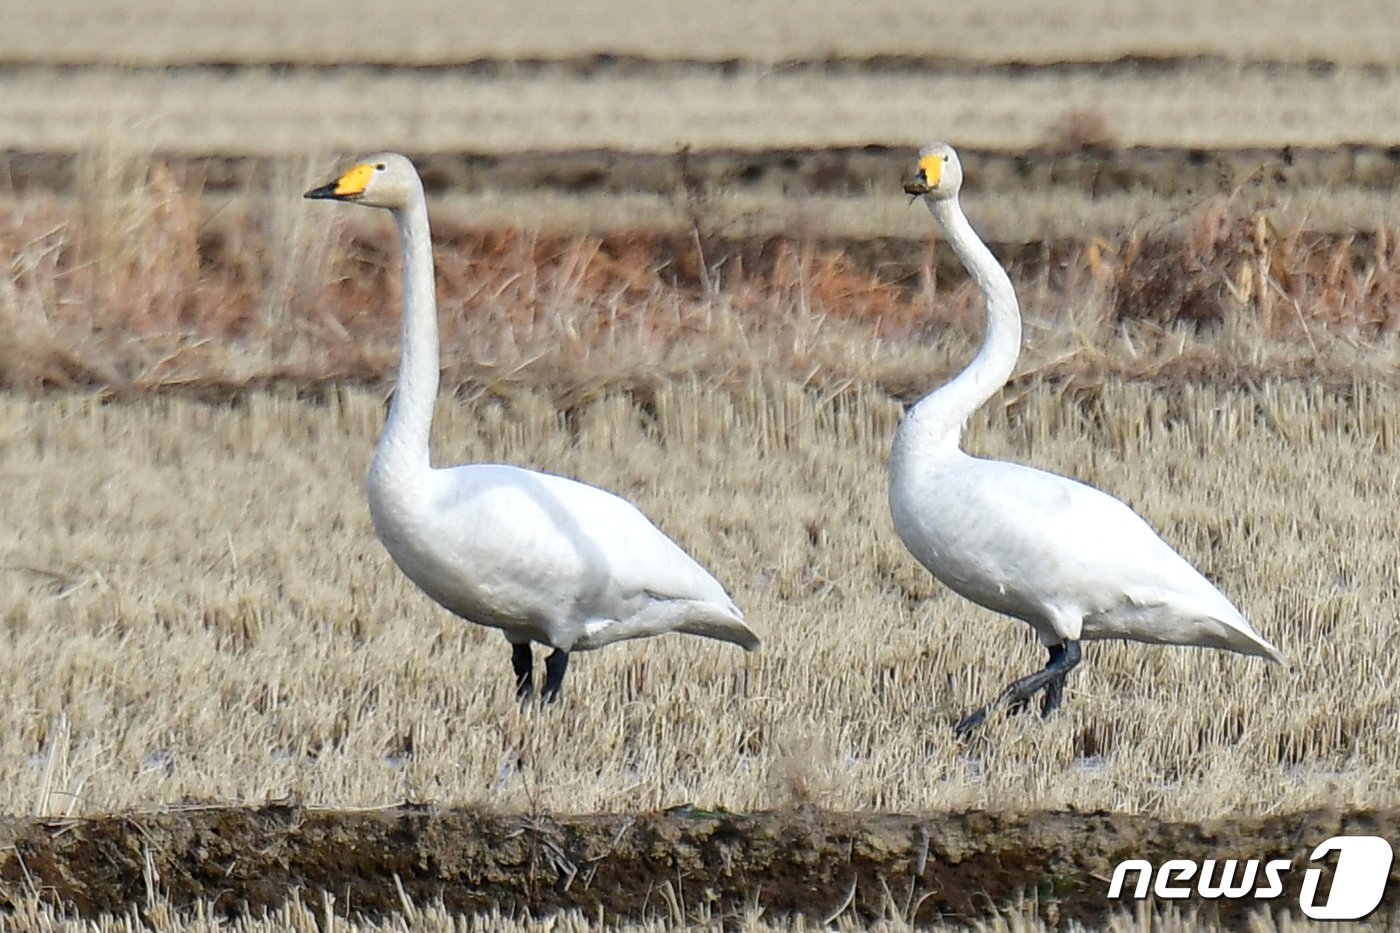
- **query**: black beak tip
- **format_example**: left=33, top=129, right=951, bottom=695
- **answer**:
left=304, top=182, right=340, bottom=201
left=903, top=182, right=929, bottom=196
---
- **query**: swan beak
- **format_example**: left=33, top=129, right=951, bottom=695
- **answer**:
left=304, top=181, right=343, bottom=200
left=304, top=163, right=374, bottom=201
left=904, top=153, right=942, bottom=197
left=903, top=173, right=931, bottom=197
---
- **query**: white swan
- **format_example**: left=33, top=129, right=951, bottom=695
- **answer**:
left=305, top=153, right=759, bottom=701
left=893, top=142, right=1283, bottom=736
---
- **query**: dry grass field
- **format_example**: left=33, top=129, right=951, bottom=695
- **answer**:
left=2, top=380, right=1399, bottom=928
left=6, top=138, right=1400, bottom=933
left=8, top=63, right=1400, bottom=156
left=1, top=378, right=1393, bottom=819
left=5, top=0, right=1400, bottom=65
left=5, top=0, right=1400, bottom=928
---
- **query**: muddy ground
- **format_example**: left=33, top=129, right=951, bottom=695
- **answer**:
left=1, top=805, right=1395, bottom=926
left=9, top=144, right=1400, bottom=204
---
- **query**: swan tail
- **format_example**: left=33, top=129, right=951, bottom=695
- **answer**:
left=1226, top=625, right=1285, bottom=664
left=677, top=617, right=762, bottom=651
left=1110, top=589, right=1284, bottom=663
left=675, top=603, right=762, bottom=651
left=1190, top=608, right=1284, bottom=664
left=578, top=599, right=760, bottom=651
left=1192, top=598, right=1284, bottom=663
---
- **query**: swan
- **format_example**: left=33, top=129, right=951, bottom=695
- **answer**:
left=304, top=153, right=759, bottom=701
left=892, top=142, right=1283, bottom=736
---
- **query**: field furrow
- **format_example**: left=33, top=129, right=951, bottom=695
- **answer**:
left=4, top=805, right=1396, bottom=928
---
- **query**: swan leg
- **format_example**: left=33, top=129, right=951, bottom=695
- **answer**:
left=512, top=643, right=534, bottom=700
left=1038, top=641, right=1081, bottom=717
left=542, top=649, right=570, bottom=702
left=955, top=640, right=1082, bottom=737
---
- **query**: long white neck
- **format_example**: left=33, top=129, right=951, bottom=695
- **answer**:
left=373, top=189, right=438, bottom=482
left=892, top=195, right=1022, bottom=471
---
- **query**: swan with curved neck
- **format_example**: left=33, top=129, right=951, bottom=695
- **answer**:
left=306, top=153, right=759, bottom=701
left=891, top=142, right=1282, bottom=736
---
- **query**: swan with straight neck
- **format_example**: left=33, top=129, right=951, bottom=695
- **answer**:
left=306, top=153, right=759, bottom=702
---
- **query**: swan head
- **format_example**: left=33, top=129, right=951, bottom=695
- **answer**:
left=304, top=152, right=422, bottom=210
left=903, top=142, right=963, bottom=202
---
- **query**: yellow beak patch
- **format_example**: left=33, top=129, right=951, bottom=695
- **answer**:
left=917, top=154, right=943, bottom=189
left=334, top=163, right=375, bottom=198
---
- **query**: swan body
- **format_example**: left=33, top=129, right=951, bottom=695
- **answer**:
left=369, top=462, right=749, bottom=653
left=306, top=153, right=757, bottom=700
left=891, top=453, right=1272, bottom=655
left=893, top=142, right=1281, bottom=734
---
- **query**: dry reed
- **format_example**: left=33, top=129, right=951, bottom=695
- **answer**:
left=3, top=152, right=1400, bottom=403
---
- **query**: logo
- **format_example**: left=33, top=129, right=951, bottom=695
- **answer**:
left=1107, top=835, right=1392, bottom=920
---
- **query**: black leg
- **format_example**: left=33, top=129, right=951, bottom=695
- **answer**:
left=1039, top=642, right=1079, bottom=717
left=955, top=641, right=1082, bottom=737
left=541, top=649, right=569, bottom=703
left=512, top=643, right=534, bottom=700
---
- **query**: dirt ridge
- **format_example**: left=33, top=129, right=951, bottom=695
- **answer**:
left=1, top=53, right=1396, bottom=76
left=8, top=144, right=1400, bottom=200
left=1, top=804, right=1395, bottom=926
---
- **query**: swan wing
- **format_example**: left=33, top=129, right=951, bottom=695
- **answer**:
left=895, top=456, right=1280, bottom=659
left=376, top=464, right=755, bottom=652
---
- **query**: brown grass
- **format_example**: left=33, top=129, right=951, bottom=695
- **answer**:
left=0, top=377, right=1395, bottom=819
left=1099, top=196, right=1400, bottom=350
left=4, top=153, right=1400, bottom=403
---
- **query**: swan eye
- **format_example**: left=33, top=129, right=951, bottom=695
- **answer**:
left=375, top=162, right=387, bottom=171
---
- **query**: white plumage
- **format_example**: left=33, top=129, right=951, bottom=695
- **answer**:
left=306, top=153, right=757, bottom=701
left=892, top=142, right=1282, bottom=736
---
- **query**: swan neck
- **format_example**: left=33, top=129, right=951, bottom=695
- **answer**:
left=376, top=192, right=438, bottom=479
left=896, top=195, right=1022, bottom=465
